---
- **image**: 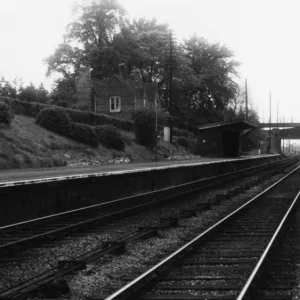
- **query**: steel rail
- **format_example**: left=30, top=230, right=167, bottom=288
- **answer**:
left=236, top=190, right=300, bottom=299
left=0, top=156, right=293, bottom=253
left=105, top=164, right=300, bottom=300
left=1, top=156, right=295, bottom=252
left=1, top=155, right=297, bottom=233
left=1, top=158, right=298, bottom=299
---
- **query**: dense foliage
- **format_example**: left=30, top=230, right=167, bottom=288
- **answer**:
left=36, top=108, right=71, bottom=135
left=0, top=102, right=14, bottom=127
left=0, top=78, right=49, bottom=103
left=69, top=122, right=99, bottom=147
left=176, top=136, right=189, bottom=148
left=95, top=125, right=125, bottom=150
left=45, top=0, right=241, bottom=125
left=173, top=127, right=195, bottom=138
left=0, top=97, right=133, bottom=131
left=132, top=109, right=157, bottom=146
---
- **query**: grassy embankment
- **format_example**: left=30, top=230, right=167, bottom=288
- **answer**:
left=0, top=115, right=191, bottom=170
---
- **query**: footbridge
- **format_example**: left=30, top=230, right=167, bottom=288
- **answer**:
left=258, top=122, right=300, bottom=152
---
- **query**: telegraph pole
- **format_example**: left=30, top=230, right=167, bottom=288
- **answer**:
left=277, top=101, right=278, bottom=129
left=245, top=78, right=248, bottom=120
left=169, top=31, right=173, bottom=143
left=269, top=91, right=272, bottom=153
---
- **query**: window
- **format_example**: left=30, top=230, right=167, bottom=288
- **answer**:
left=109, top=96, right=121, bottom=112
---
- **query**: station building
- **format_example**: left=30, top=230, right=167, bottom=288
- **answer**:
left=197, top=120, right=257, bottom=157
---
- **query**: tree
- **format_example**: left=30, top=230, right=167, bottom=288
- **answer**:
left=45, top=0, right=127, bottom=80
left=49, top=77, right=76, bottom=107
left=182, top=35, right=240, bottom=113
left=44, top=1, right=241, bottom=128
left=225, top=85, right=265, bottom=151
left=18, top=82, right=49, bottom=103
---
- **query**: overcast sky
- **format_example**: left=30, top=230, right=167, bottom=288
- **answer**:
left=0, top=0, right=299, bottom=122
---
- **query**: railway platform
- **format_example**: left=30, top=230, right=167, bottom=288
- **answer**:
left=0, top=154, right=280, bottom=227
left=0, top=154, right=278, bottom=187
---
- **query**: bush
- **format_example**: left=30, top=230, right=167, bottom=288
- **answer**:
left=36, top=108, right=71, bottom=135
left=132, top=110, right=156, bottom=146
left=0, top=102, right=14, bottom=126
left=176, top=136, right=189, bottom=148
left=177, top=121, right=199, bottom=135
left=69, top=123, right=99, bottom=148
left=95, top=125, right=125, bottom=150
left=67, top=110, right=133, bottom=131
left=0, top=96, right=48, bottom=117
left=0, top=97, right=134, bottom=131
left=173, top=127, right=195, bottom=138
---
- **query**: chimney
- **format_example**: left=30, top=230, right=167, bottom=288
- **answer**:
left=118, top=63, right=127, bottom=79
left=76, top=65, right=92, bottom=110
left=131, top=68, right=142, bottom=82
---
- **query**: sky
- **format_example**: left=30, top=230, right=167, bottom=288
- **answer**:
left=0, top=0, right=300, bottom=122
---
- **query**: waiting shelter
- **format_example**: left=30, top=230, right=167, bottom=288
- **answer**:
left=197, top=120, right=257, bottom=157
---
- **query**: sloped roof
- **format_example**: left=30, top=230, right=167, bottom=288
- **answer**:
left=198, top=120, right=257, bottom=135
left=92, top=80, right=108, bottom=96
left=91, top=74, right=157, bottom=100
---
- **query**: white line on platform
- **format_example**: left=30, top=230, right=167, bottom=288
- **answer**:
left=0, top=155, right=276, bottom=188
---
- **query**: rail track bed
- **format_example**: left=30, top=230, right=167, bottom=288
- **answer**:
left=106, top=165, right=300, bottom=300
left=0, top=156, right=298, bottom=259
left=0, top=156, right=299, bottom=299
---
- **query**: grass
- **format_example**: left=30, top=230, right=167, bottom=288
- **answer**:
left=0, top=115, right=196, bottom=170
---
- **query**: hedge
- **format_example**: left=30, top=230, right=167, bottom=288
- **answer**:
left=0, top=96, right=133, bottom=131
left=173, top=127, right=195, bottom=138
left=36, top=107, right=99, bottom=148
left=36, top=108, right=71, bottom=136
left=132, top=109, right=157, bottom=147
left=0, top=101, right=14, bottom=126
left=95, top=125, right=125, bottom=150
left=177, top=121, right=199, bottom=135
left=176, top=136, right=189, bottom=148
left=69, top=122, right=99, bottom=148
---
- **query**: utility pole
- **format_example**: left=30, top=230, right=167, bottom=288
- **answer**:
left=245, top=78, right=248, bottom=120
left=169, top=31, right=173, bottom=143
left=269, top=91, right=272, bottom=153
left=277, top=101, right=278, bottom=129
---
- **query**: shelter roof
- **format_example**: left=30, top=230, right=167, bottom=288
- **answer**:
left=198, top=120, right=257, bottom=135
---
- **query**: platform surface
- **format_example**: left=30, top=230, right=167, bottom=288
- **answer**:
left=0, top=155, right=277, bottom=187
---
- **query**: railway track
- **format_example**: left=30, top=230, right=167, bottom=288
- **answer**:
left=0, top=156, right=299, bottom=299
left=0, top=156, right=298, bottom=258
left=105, top=164, right=300, bottom=300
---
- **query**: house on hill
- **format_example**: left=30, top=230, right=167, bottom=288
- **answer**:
left=74, top=66, right=159, bottom=118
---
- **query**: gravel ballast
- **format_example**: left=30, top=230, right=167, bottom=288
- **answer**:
left=0, top=172, right=286, bottom=299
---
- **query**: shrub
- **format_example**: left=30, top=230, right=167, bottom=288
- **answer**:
left=67, top=110, right=133, bottom=131
left=36, top=108, right=71, bottom=135
left=95, top=125, right=125, bottom=150
left=176, top=136, right=189, bottom=148
left=132, top=110, right=156, bottom=146
left=177, top=121, right=198, bottom=135
left=0, top=97, right=134, bottom=131
left=68, top=123, right=99, bottom=148
left=0, top=102, right=14, bottom=126
left=173, top=127, right=195, bottom=138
